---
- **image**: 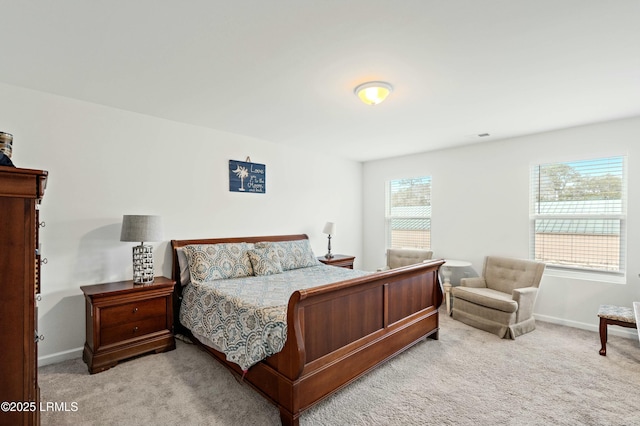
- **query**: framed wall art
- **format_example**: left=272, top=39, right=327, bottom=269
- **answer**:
left=229, top=158, right=266, bottom=194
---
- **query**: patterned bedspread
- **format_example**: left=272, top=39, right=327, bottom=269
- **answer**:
left=180, top=264, right=370, bottom=370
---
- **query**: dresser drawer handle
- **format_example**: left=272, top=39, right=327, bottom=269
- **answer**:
left=133, top=307, right=138, bottom=313
left=133, top=326, right=139, bottom=333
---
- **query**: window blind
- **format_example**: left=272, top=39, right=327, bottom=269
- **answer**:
left=385, top=176, right=431, bottom=249
left=530, top=156, right=626, bottom=274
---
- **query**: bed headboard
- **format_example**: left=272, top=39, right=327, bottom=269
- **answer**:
left=170, top=233, right=309, bottom=284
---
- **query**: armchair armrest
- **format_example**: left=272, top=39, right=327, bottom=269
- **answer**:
left=513, top=287, right=538, bottom=322
left=460, top=277, right=487, bottom=288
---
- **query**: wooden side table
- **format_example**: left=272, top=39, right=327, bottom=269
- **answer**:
left=81, top=276, right=176, bottom=374
left=318, top=254, right=355, bottom=269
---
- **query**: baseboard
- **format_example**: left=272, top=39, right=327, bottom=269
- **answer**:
left=38, top=347, right=83, bottom=367
left=535, top=314, right=637, bottom=340
left=37, top=315, right=636, bottom=367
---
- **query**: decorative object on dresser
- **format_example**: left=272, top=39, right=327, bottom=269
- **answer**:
left=81, top=277, right=176, bottom=374
left=0, top=165, right=48, bottom=426
left=317, top=254, right=355, bottom=269
left=322, top=221, right=336, bottom=259
left=0, top=131, right=15, bottom=167
left=0, top=131, right=13, bottom=157
left=120, top=215, right=163, bottom=284
left=172, top=234, right=444, bottom=426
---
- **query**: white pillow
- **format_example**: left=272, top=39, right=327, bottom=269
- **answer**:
left=176, top=247, right=191, bottom=286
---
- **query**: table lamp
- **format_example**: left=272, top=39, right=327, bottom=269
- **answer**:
left=323, top=222, right=336, bottom=259
left=120, top=215, right=163, bottom=284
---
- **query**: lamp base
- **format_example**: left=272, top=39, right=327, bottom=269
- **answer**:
left=325, top=235, right=333, bottom=259
left=132, top=245, right=154, bottom=284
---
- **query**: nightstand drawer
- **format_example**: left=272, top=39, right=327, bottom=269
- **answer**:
left=101, top=315, right=167, bottom=346
left=101, top=297, right=166, bottom=328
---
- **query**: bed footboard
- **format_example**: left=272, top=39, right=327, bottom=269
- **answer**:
left=260, top=259, right=444, bottom=425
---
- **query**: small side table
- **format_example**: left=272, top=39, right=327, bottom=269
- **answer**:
left=442, top=259, right=472, bottom=314
left=81, top=276, right=176, bottom=374
left=318, top=254, right=355, bottom=269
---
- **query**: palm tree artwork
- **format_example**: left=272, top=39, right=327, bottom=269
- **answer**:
left=232, top=164, right=249, bottom=191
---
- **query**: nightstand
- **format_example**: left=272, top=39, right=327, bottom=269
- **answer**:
left=317, top=254, right=356, bottom=269
left=81, top=276, right=176, bottom=374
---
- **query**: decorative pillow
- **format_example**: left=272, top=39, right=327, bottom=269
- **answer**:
left=183, top=243, right=254, bottom=283
left=256, top=239, right=320, bottom=271
left=247, top=246, right=283, bottom=276
left=176, top=247, right=191, bottom=286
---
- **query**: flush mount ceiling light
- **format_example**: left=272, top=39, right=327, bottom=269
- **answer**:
left=354, top=81, right=393, bottom=105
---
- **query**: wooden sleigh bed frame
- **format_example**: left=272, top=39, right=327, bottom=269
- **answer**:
left=171, top=234, right=444, bottom=425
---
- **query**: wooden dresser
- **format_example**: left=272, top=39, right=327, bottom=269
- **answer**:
left=81, top=277, right=176, bottom=374
left=0, top=166, right=48, bottom=426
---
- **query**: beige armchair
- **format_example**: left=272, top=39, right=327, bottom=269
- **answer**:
left=378, top=248, right=433, bottom=271
left=451, top=256, right=545, bottom=339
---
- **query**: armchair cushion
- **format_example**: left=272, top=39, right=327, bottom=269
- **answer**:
left=452, top=287, right=517, bottom=313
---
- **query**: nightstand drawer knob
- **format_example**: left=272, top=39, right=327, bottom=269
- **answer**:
left=133, top=307, right=138, bottom=313
left=133, top=326, right=139, bottom=333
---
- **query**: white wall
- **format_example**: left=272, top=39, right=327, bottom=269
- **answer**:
left=4, top=78, right=638, bottom=364
left=363, top=116, right=640, bottom=337
left=0, top=82, right=363, bottom=365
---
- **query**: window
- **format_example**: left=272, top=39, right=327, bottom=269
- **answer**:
left=386, top=176, right=431, bottom=249
left=530, top=156, right=626, bottom=274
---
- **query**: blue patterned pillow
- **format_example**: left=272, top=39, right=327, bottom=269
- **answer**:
left=256, top=239, right=320, bottom=271
left=247, top=246, right=283, bottom=276
left=183, top=243, right=254, bottom=282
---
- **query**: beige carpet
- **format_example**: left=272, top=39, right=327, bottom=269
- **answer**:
left=39, top=314, right=640, bottom=425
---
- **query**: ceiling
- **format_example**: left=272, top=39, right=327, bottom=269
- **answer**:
left=1, top=1, right=639, bottom=162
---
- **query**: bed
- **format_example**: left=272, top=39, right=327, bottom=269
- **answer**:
left=171, top=234, right=444, bottom=425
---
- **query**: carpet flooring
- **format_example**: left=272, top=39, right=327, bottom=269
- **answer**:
left=39, top=314, right=640, bottom=425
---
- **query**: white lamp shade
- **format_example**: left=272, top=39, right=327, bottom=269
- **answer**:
left=323, top=222, right=336, bottom=235
left=120, top=215, right=163, bottom=243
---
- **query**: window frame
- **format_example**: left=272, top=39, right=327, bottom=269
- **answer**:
left=385, top=176, right=432, bottom=250
left=529, top=155, right=627, bottom=279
